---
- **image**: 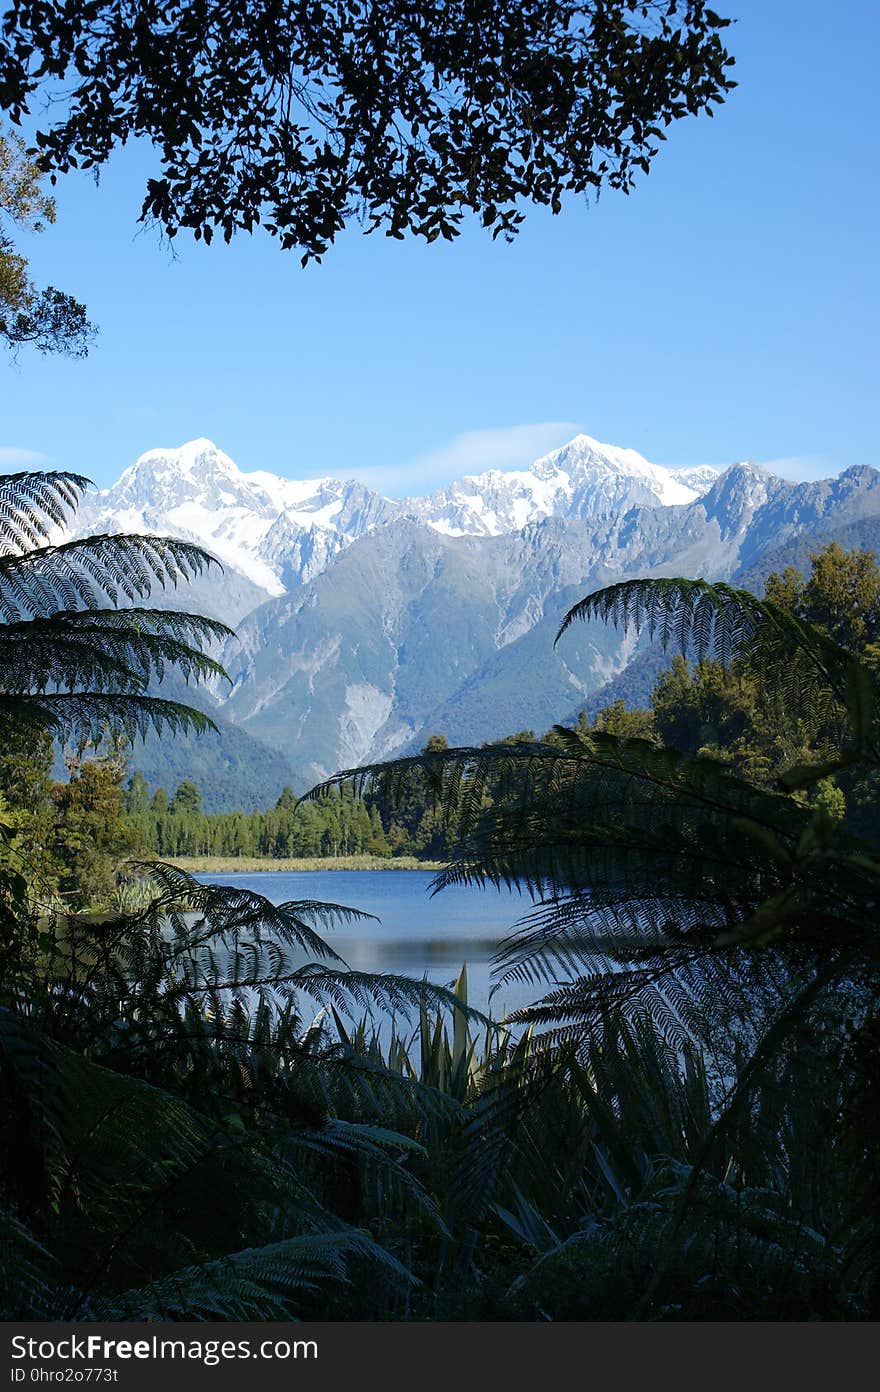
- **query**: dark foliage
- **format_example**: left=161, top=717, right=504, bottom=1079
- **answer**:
left=0, top=470, right=231, bottom=743
left=1, top=2, right=734, bottom=261
left=0, top=282, right=93, bottom=356
left=0, top=126, right=95, bottom=356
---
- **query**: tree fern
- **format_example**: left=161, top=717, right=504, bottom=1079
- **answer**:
left=0, top=470, right=89, bottom=553
left=558, top=576, right=879, bottom=765
left=91, top=1229, right=414, bottom=1321
left=0, top=1007, right=425, bottom=1319
left=0, top=471, right=232, bottom=742
left=304, top=571, right=879, bottom=1314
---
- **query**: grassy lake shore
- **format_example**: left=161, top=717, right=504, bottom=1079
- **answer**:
left=165, top=854, right=447, bottom=874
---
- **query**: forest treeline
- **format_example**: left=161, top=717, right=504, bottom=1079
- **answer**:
left=1, top=541, right=876, bottom=910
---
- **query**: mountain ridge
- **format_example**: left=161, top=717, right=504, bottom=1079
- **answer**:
left=69, top=432, right=722, bottom=618
left=53, top=433, right=880, bottom=800
left=218, top=462, right=880, bottom=783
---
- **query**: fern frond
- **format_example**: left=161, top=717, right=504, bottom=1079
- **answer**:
left=557, top=576, right=880, bottom=739
left=0, top=532, right=221, bottom=620
left=0, top=692, right=219, bottom=741
left=557, top=577, right=768, bottom=663
left=0, top=610, right=230, bottom=694
left=0, top=470, right=90, bottom=556
left=92, top=1228, right=413, bottom=1321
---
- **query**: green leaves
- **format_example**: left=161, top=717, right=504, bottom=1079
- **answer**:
left=0, top=130, right=96, bottom=358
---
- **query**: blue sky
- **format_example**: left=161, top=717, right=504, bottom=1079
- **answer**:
left=1, top=0, right=878, bottom=495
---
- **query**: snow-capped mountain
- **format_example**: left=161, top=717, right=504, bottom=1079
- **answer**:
left=220, top=462, right=880, bottom=782
left=406, top=434, right=713, bottom=537
left=70, top=433, right=720, bottom=609
left=72, top=438, right=400, bottom=599
left=57, top=431, right=880, bottom=800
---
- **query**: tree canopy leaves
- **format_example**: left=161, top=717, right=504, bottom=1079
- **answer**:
left=0, top=128, right=94, bottom=355
left=0, top=1, right=735, bottom=261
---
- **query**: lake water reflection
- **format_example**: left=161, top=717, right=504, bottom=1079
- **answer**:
left=195, top=868, right=544, bottom=1021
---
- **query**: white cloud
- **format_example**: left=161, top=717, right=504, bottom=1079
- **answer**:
left=347, top=421, right=583, bottom=496
left=0, top=446, right=51, bottom=467
left=755, top=454, right=835, bottom=482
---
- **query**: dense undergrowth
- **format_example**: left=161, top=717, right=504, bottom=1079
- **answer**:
left=2, top=865, right=875, bottom=1320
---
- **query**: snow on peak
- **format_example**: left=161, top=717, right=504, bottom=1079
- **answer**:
left=670, top=464, right=722, bottom=494
left=407, top=430, right=706, bottom=536
left=71, top=439, right=400, bottom=597
left=538, top=432, right=700, bottom=506
left=67, top=433, right=748, bottom=598
left=540, top=430, right=654, bottom=470
left=130, top=437, right=236, bottom=477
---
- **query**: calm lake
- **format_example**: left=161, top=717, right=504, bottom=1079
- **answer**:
left=195, top=868, right=546, bottom=1022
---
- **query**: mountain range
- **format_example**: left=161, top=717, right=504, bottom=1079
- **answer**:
left=72, top=434, right=720, bottom=615
left=65, top=435, right=880, bottom=806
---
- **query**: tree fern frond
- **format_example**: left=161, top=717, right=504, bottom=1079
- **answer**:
left=92, top=1228, right=413, bottom=1321
left=0, top=532, right=222, bottom=619
left=0, top=611, right=230, bottom=692
left=57, top=605, right=233, bottom=644
left=0, top=477, right=230, bottom=746
left=557, top=577, right=768, bottom=662
left=302, top=738, right=577, bottom=837
left=557, top=576, right=879, bottom=729
left=286, top=965, right=492, bottom=1025
left=132, top=862, right=372, bottom=960
left=0, top=470, right=90, bottom=556
left=0, top=692, right=219, bottom=742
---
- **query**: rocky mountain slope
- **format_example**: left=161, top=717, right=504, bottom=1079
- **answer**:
left=69, top=433, right=720, bottom=622
left=60, top=434, right=880, bottom=800
left=219, top=462, right=880, bottom=784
